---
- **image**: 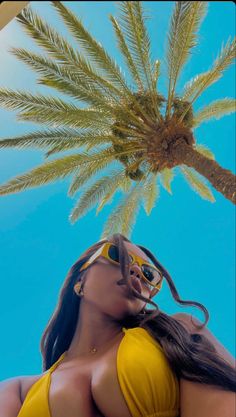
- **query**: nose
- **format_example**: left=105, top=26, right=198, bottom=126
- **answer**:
left=130, top=263, right=142, bottom=279
left=129, top=264, right=144, bottom=294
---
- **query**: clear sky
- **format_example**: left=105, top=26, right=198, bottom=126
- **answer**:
left=0, top=1, right=235, bottom=380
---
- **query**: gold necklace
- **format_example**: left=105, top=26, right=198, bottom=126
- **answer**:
left=88, top=330, right=123, bottom=354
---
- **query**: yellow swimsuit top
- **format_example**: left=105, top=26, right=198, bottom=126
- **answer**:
left=17, top=327, right=180, bottom=417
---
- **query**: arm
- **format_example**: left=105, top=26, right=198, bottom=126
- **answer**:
left=0, top=377, right=22, bottom=417
left=180, top=378, right=236, bottom=417
left=173, top=312, right=235, bottom=368
left=173, top=313, right=236, bottom=417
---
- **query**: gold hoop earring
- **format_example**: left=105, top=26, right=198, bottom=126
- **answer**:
left=74, top=282, right=84, bottom=297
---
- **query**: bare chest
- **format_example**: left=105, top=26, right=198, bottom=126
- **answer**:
left=21, top=340, right=132, bottom=417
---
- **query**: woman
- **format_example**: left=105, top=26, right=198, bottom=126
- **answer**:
left=1, top=233, right=235, bottom=417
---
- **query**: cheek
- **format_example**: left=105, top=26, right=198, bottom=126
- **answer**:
left=84, top=275, right=117, bottom=302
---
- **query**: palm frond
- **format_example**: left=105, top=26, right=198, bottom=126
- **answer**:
left=166, top=2, right=207, bottom=118
left=96, top=174, right=133, bottom=214
left=68, top=156, right=117, bottom=197
left=9, top=53, right=155, bottom=133
left=96, top=190, right=116, bottom=215
left=51, top=2, right=158, bottom=125
left=101, top=180, right=144, bottom=238
left=159, top=168, right=175, bottom=194
left=193, top=98, right=236, bottom=127
left=51, top=1, right=129, bottom=92
left=17, top=110, right=110, bottom=129
left=17, top=4, right=156, bottom=127
left=115, top=1, right=162, bottom=119
left=116, top=2, right=153, bottom=90
left=0, top=146, right=138, bottom=195
left=194, top=144, right=215, bottom=160
left=68, top=147, right=146, bottom=196
left=142, top=172, right=160, bottom=214
left=182, top=36, right=236, bottom=105
left=0, top=153, right=87, bottom=196
left=109, top=14, right=143, bottom=90
left=0, top=88, right=112, bottom=128
left=180, top=165, right=215, bottom=201
left=118, top=176, right=132, bottom=193
left=10, top=48, right=120, bottom=110
left=153, top=59, right=161, bottom=90
left=16, top=6, right=122, bottom=100
left=45, top=133, right=120, bottom=157
left=0, top=128, right=112, bottom=152
left=69, top=169, right=127, bottom=223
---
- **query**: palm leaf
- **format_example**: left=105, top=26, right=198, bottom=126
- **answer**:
left=96, top=174, right=133, bottom=215
left=96, top=190, right=116, bottom=214
left=51, top=1, right=128, bottom=92
left=159, top=168, right=175, bottom=194
left=0, top=128, right=113, bottom=152
left=116, top=2, right=153, bottom=90
left=109, top=14, right=143, bottom=90
left=0, top=88, right=112, bottom=128
left=45, top=134, right=119, bottom=157
left=10, top=53, right=156, bottom=133
left=153, top=59, right=161, bottom=90
left=10, top=48, right=119, bottom=110
left=194, top=144, right=215, bottom=160
left=142, top=173, right=160, bottom=214
left=0, top=153, right=88, bottom=196
left=180, top=165, right=215, bottom=202
left=0, top=146, right=136, bottom=195
left=69, top=169, right=127, bottom=223
left=118, top=176, right=132, bottom=193
left=51, top=1, right=157, bottom=125
left=16, top=3, right=158, bottom=127
left=101, top=180, right=144, bottom=238
left=166, top=1, right=207, bottom=117
left=182, top=36, right=236, bottom=104
left=68, top=158, right=117, bottom=197
left=115, top=1, right=161, bottom=119
left=193, top=98, right=236, bottom=127
left=16, top=6, right=122, bottom=100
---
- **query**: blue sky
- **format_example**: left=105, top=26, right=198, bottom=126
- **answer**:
left=0, top=1, right=235, bottom=379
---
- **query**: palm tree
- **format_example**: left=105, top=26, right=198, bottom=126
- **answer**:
left=0, top=1, right=235, bottom=238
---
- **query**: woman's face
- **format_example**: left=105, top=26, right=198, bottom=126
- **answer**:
left=80, top=241, right=153, bottom=319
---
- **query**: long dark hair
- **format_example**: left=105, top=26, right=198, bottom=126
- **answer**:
left=40, top=233, right=236, bottom=393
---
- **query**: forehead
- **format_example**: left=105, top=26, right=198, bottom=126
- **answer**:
left=123, top=241, right=150, bottom=262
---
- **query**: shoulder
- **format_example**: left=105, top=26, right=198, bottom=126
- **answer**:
left=20, top=373, right=44, bottom=403
left=171, top=313, right=235, bottom=368
left=171, top=312, right=202, bottom=331
left=171, top=314, right=236, bottom=416
left=0, top=376, right=22, bottom=414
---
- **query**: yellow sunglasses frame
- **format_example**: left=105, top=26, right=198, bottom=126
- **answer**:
left=80, top=242, right=163, bottom=295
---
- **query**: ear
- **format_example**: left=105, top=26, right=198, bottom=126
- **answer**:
left=74, top=277, right=85, bottom=293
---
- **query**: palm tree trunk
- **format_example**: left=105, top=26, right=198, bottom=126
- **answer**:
left=172, top=138, right=236, bottom=204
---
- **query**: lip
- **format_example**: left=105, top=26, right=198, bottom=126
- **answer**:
left=131, top=277, right=142, bottom=294
left=117, top=277, right=142, bottom=295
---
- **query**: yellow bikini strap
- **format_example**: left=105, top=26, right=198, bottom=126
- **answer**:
left=49, top=352, right=67, bottom=373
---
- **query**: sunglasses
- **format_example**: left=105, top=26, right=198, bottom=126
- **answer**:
left=79, top=242, right=163, bottom=295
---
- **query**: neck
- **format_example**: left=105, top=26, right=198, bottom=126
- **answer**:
left=66, top=301, right=123, bottom=359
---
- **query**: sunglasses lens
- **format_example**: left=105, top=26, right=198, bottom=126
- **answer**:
left=108, top=244, right=119, bottom=262
left=108, top=245, right=133, bottom=264
left=141, top=265, right=162, bottom=286
left=107, top=244, right=162, bottom=288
